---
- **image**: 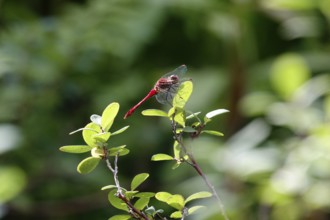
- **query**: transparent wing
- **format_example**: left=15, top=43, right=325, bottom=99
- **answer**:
left=162, top=64, right=187, bottom=78
left=155, top=82, right=181, bottom=105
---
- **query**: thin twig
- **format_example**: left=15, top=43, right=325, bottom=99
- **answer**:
left=105, top=152, right=150, bottom=220
left=171, top=115, right=230, bottom=220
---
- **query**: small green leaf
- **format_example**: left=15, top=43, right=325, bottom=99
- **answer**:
left=102, top=102, right=120, bottom=132
left=186, top=112, right=201, bottom=119
left=59, top=145, right=92, bottom=153
left=109, top=148, right=130, bottom=157
left=188, top=206, right=206, bottom=215
left=77, top=157, right=101, bottom=174
left=145, top=206, right=164, bottom=216
left=108, top=189, right=129, bottom=211
left=131, top=173, right=149, bottom=191
left=69, top=127, right=85, bottom=135
left=111, top=126, right=130, bottom=136
left=125, top=190, right=139, bottom=200
left=182, top=126, right=196, bottom=133
left=142, top=109, right=168, bottom=117
left=108, top=145, right=129, bottom=156
left=172, top=162, right=181, bottom=170
left=108, top=215, right=131, bottom=220
left=156, top=192, right=185, bottom=210
left=201, top=130, right=224, bottom=137
left=185, top=191, right=212, bottom=204
left=93, top=132, right=111, bottom=142
left=91, top=147, right=105, bottom=158
left=205, top=109, right=229, bottom=119
left=173, top=141, right=181, bottom=160
left=168, top=107, right=176, bottom=118
left=135, top=192, right=155, bottom=198
left=101, top=185, right=117, bottom=191
left=155, top=192, right=172, bottom=202
left=167, top=194, right=185, bottom=210
left=134, top=197, right=150, bottom=210
left=174, top=109, right=186, bottom=127
left=145, top=206, right=156, bottom=215
left=168, top=107, right=185, bottom=127
left=151, top=154, right=174, bottom=161
left=170, top=211, right=182, bottom=219
left=173, top=81, right=193, bottom=108
left=191, top=122, right=201, bottom=128
left=83, top=122, right=101, bottom=148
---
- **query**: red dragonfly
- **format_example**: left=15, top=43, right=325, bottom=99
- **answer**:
left=124, top=65, right=188, bottom=119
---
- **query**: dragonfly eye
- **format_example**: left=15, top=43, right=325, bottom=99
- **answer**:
left=170, top=75, right=179, bottom=82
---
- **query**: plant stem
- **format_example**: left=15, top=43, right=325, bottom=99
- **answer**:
left=105, top=153, right=150, bottom=220
left=189, top=155, right=229, bottom=220
left=171, top=116, right=230, bottom=220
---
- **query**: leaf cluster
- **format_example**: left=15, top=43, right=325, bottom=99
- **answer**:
left=144, top=81, right=229, bottom=168
left=59, top=76, right=229, bottom=219
left=60, top=102, right=129, bottom=174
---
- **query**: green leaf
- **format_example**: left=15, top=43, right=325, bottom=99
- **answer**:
left=172, top=162, right=181, bottom=170
left=188, top=206, right=206, bottom=215
left=131, top=173, right=149, bottom=191
left=173, top=80, right=193, bottom=108
left=102, top=102, right=120, bottom=132
left=77, top=157, right=101, bottom=174
left=173, top=141, right=181, bottom=160
left=186, top=112, right=201, bottom=120
left=270, top=53, right=310, bottom=100
left=111, top=126, right=130, bottom=136
left=134, top=197, right=150, bottom=210
left=182, top=126, right=196, bottom=133
left=205, top=109, right=229, bottom=119
left=93, top=132, right=111, bottom=142
left=109, top=148, right=130, bottom=157
left=151, top=154, right=174, bottom=161
left=167, top=194, right=185, bottom=210
left=108, top=145, right=129, bottom=156
left=91, top=147, right=105, bottom=158
left=174, top=108, right=186, bottom=127
left=168, top=107, right=185, bottom=127
left=145, top=206, right=156, bottom=215
left=125, top=190, right=139, bottom=200
left=83, top=122, right=102, bottom=148
left=135, top=192, right=155, bottom=198
left=185, top=191, right=212, bottom=204
left=101, top=185, right=117, bottom=191
left=201, top=130, right=224, bottom=137
left=156, top=192, right=185, bottom=210
left=145, top=206, right=164, bottom=216
left=142, top=109, right=168, bottom=117
left=155, top=192, right=172, bottom=203
left=108, top=215, right=131, bottom=220
left=170, top=211, right=182, bottom=219
left=59, top=145, right=92, bottom=153
left=108, top=189, right=129, bottom=211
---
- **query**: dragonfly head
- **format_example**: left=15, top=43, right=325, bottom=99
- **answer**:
left=170, top=75, right=179, bottom=83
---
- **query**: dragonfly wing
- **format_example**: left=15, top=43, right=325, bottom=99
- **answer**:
left=162, top=64, right=187, bottom=78
left=155, top=92, right=169, bottom=105
left=155, top=82, right=180, bottom=105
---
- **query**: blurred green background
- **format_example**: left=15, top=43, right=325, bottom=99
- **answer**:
left=1, top=0, right=330, bottom=219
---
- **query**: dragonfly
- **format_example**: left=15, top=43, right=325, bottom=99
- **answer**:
left=124, top=65, right=188, bottom=119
